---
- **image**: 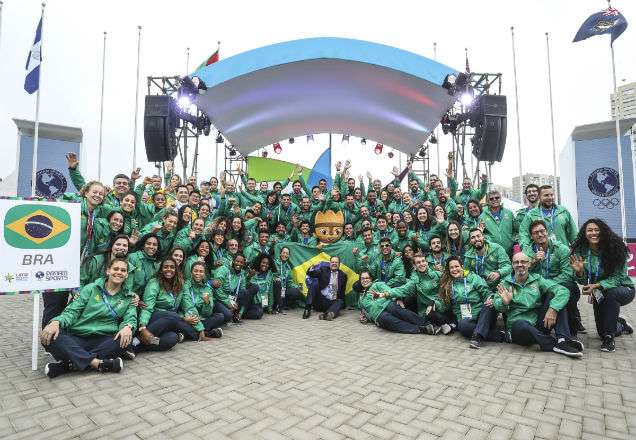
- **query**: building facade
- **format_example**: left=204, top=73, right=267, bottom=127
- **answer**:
left=511, top=174, right=560, bottom=203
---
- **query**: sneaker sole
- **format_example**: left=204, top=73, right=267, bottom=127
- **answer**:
left=553, top=347, right=583, bottom=358
left=469, top=343, right=480, bottom=350
left=600, top=347, right=616, bottom=353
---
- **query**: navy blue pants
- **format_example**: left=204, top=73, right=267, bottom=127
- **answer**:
left=273, top=281, right=301, bottom=310
left=46, top=330, right=123, bottom=371
left=135, top=310, right=178, bottom=352
left=457, top=305, right=500, bottom=341
left=214, top=301, right=234, bottom=323
left=307, top=284, right=343, bottom=315
left=376, top=302, right=428, bottom=334
left=179, top=312, right=225, bottom=340
left=241, top=285, right=263, bottom=320
left=510, top=296, right=573, bottom=351
left=561, top=280, right=582, bottom=336
left=592, top=286, right=635, bottom=338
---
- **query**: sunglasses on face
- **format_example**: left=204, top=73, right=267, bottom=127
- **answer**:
left=380, top=244, right=391, bottom=248
left=489, top=196, right=500, bottom=201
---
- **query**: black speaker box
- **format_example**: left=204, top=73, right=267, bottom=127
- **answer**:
left=471, top=95, right=507, bottom=162
left=144, top=95, right=177, bottom=162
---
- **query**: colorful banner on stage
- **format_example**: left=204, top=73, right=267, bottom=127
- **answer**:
left=246, top=147, right=332, bottom=187
left=274, top=240, right=359, bottom=306
left=0, top=198, right=80, bottom=293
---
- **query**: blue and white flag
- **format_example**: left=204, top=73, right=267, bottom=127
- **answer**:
left=24, top=17, right=43, bottom=94
left=573, top=7, right=628, bottom=45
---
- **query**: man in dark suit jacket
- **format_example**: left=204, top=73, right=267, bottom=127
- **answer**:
left=303, top=256, right=347, bottom=320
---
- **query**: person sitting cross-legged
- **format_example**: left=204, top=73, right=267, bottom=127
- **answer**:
left=303, top=256, right=347, bottom=321
left=493, top=252, right=584, bottom=358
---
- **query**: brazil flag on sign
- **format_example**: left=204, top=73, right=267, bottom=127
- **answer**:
left=4, top=204, right=71, bottom=249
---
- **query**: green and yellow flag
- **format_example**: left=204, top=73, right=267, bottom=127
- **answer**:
left=4, top=204, right=71, bottom=249
left=275, top=240, right=359, bottom=306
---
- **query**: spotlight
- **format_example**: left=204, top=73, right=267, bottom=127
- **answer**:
left=387, top=151, right=394, bottom=159
left=273, top=142, right=282, bottom=154
left=429, top=134, right=438, bottom=144
left=418, top=145, right=427, bottom=157
left=177, top=96, right=191, bottom=110
left=460, top=89, right=474, bottom=107
left=288, top=138, right=295, bottom=144
left=361, top=138, right=367, bottom=146
left=442, top=72, right=469, bottom=96
left=262, top=150, right=268, bottom=158
left=342, top=134, right=350, bottom=143
left=215, top=134, right=224, bottom=144
left=374, top=143, right=383, bottom=155
left=203, top=125, right=211, bottom=136
left=307, top=134, right=314, bottom=143
left=228, top=145, right=237, bottom=156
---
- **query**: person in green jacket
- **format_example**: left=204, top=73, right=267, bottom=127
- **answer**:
left=412, top=207, right=446, bottom=253
left=273, top=247, right=303, bottom=312
left=449, top=174, right=488, bottom=207
left=515, top=183, right=539, bottom=227
left=524, top=219, right=585, bottom=336
left=356, top=271, right=433, bottom=334
left=92, top=211, right=125, bottom=255
left=359, top=237, right=406, bottom=287
left=518, top=185, right=578, bottom=250
left=393, top=221, right=415, bottom=253
left=211, top=253, right=252, bottom=323
left=569, top=218, right=634, bottom=352
left=479, top=190, right=517, bottom=255
left=290, top=221, right=317, bottom=247
left=244, top=231, right=272, bottom=265
left=127, top=234, right=161, bottom=294
left=245, top=254, right=276, bottom=318
left=436, top=256, right=505, bottom=349
left=426, top=235, right=450, bottom=273
left=80, top=234, right=130, bottom=288
left=40, top=258, right=135, bottom=378
left=463, top=199, right=483, bottom=233
left=135, top=258, right=182, bottom=351
left=445, top=221, right=468, bottom=259
left=464, top=228, right=512, bottom=289
left=180, top=262, right=224, bottom=340
left=493, top=252, right=583, bottom=358
left=139, top=211, right=178, bottom=258
left=173, top=217, right=207, bottom=255
left=183, top=240, right=212, bottom=280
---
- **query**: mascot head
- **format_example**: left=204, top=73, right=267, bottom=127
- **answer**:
left=314, top=209, right=344, bottom=244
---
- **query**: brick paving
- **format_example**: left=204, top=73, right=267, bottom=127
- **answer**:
left=0, top=295, right=635, bottom=439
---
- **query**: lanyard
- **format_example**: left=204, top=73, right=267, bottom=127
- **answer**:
left=541, top=207, right=556, bottom=234
left=475, top=254, right=485, bottom=275
left=453, top=277, right=469, bottom=303
left=231, top=271, right=243, bottom=296
left=533, top=244, right=551, bottom=277
left=279, top=262, right=288, bottom=284
left=587, top=250, right=600, bottom=284
left=213, top=247, right=222, bottom=260
left=99, top=287, right=120, bottom=320
left=380, top=260, right=387, bottom=280
left=433, top=254, right=446, bottom=266
left=170, top=291, right=179, bottom=310
left=491, top=210, right=501, bottom=224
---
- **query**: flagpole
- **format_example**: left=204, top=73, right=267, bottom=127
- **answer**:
left=186, top=47, right=190, bottom=74
left=510, top=26, right=524, bottom=204
left=31, top=3, right=46, bottom=198
left=610, top=44, right=627, bottom=240
left=433, top=41, right=440, bottom=179
left=98, top=31, right=107, bottom=181
left=0, top=1, right=4, bottom=52
left=132, top=25, right=142, bottom=171
left=545, top=32, right=559, bottom=204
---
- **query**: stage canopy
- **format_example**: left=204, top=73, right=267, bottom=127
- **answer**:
left=191, top=37, right=460, bottom=156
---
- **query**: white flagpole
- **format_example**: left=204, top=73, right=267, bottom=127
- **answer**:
left=98, top=31, right=107, bottom=181
left=132, top=25, right=142, bottom=170
left=610, top=44, right=627, bottom=240
left=510, top=26, right=524, bottom=203
left=545, top=32, right=559, bottom=204
left=186, top=47, right=190, bottom=74
left=0, top=1, right=4, bottom=52
left=433, top=41, right=440, bottom=178
left=31, top=2, right=46, bottom=371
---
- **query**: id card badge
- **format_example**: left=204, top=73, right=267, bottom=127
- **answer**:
left=281, top=287, right=286, bottom=299
left=230, top=295, right=237, bottom=308
left=460, top=303, right=472, bottom=319
left=261, top=294, right=269, bottom=307
left=549, top=233, right=557, bottom=242
left=592, top=289, right=604, bottom=303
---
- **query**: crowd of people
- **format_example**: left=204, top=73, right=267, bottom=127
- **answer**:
left=38, top=152, right=635, bottom=378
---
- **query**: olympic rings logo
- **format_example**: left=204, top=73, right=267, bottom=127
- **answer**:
left=592, top=198, right=620, bottom=209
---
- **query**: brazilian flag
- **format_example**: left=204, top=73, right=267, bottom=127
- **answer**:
left=4, top=204, right=71, bottom=249
left=274, top=240, right=360, bottom=306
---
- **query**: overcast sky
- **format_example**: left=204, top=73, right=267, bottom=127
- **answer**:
left=0, top=0, right=634, bottom=188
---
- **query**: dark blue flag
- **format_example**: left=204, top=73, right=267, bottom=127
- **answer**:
left=573, top=7, right=628, bottom=45
left=24, top=17, right=43, bottom=94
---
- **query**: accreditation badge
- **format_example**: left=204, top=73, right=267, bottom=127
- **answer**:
left=460, top=303, right=472, bottom=319
left=261, top=294, right=269, bottom=307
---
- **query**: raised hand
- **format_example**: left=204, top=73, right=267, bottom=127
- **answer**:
left=496, top=284, right=512, bottom=305
left=335, top=161, right=342, bottom=172
left=130, top=168, right=142, bottom=180
left=65, top=152, right=79, bottom=169
left=366, top=171, right=372, bottom=180
left=569, top=255, right=585, bottom=275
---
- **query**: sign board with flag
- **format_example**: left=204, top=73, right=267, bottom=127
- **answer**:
left=0, top=198, right=80, bottom=292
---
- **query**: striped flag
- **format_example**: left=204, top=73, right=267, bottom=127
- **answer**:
left=196, top=48, right=219, bottom=71
left=24, top=17, right=43, bottom=94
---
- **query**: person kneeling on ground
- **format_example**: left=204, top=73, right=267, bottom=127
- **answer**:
left=40, top=258, right=136, bottom=378
left=493, top=252, right=584, bottom=358
left=437, top=256, right=505, bottom=349
left=356, top=271, right=436, bottom=334
left=180, top=262, right=224, bottom=340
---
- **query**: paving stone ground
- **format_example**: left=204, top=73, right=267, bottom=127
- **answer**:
left=0, top=294, right=635, bottom=440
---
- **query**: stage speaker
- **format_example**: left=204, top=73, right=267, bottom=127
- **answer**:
left=471, top=95, right=507, bottom=162
left=144, top=95, right=177, bottom=162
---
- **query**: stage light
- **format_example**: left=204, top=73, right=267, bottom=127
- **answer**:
left=273, top=142, right=282, bottom=154
left=361, top=138, right=367, bottom=146
left=203, top=125, right=211, bottom=136
left=374, top=143, right=383, bottom=155
left=442, top=72, right=469, bottom=96
left=429, top=134, right=438, bottom=144
left=177, top=96, right=191, bottom=110
left=215, top=134, right=224, bottom=144
left=342, top=135, right=350, bottom=143
left=262, top=150, right=268, bottom=158
left=460, top=91, right=474, bottom=107
left=418, top=145, right=427, bottom=157
left=288, top=138, right=295, bottom=144
left=307, top=135, right=314, bottom=143
left=387, top=151, right=394, bottom=158
left=229, top=145, right=237, bottom=156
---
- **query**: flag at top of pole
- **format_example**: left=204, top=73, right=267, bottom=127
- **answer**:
left=573, top=5, right=628, bottom=45
left=195, top=42, right=220, bottom=71
left=24, top=17, right=43, bottom=94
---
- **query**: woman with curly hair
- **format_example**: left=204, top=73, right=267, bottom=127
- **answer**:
left=570, top=218, right=634, bottom=352
left=445, top=220, right=468, bottom=258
